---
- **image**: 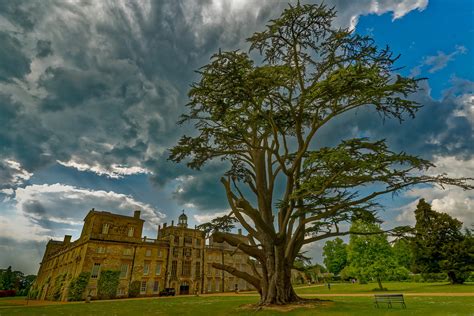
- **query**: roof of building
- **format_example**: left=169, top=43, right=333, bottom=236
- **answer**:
left=83, top=209, right=144, bottom=222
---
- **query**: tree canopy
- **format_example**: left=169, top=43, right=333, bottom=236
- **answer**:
left=412, top=199, right=474, bottom=284
left=169, top=2, right=473, bottom=305
left=323, top=238, right=348, bottom=275
left=343, top=221, right=408, bottom=290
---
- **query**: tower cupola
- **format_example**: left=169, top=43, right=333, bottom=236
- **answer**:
left=178, top=210, right=188, bottom=228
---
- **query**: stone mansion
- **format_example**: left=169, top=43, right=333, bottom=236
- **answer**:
left=33, top=209, right=254, bottom=301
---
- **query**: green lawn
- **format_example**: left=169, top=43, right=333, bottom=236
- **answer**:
left=1, top=283, right=472, bottom=315
left=0, top=295, right=473, bottom=315
left=295, top=281, right=474, bottom=294
left=0, top=296, right=474, bottom=316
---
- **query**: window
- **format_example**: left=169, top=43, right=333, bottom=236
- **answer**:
left=128, top=227, right=135, bottom=237
left=117, top=287, right=125, bottom=295
left=102, top=223, right=109, bottom=234
left=153, top=280, right=159, bottom=293
left=182, top=261, right=191, bottom=277
left=174, top=235, right=179, bottom=245
left=195, top=239, right=201, bottom=247
left=145, top=249, right=151, bottom=257
left=171, top=260, right=177, bottom=278
left=91, top=263, right=101, bottom=279
left=195, top=262, right=201, bottom=278
left=155, top=262, right=162, bottom=276
left=143, top=261, right=150, bottom=275
left=183, top=248, right=192, bottom=257
left=207, top=281, right=212, bottom=292
left=215, top=266, right=219, bottom=276
left=140, top=280, right=147, bottom=294
left=173, top=248, right=179, bottom=257
left=158, top=249, right=162, bottom=258
left=123, top=248, right=133, bottom=256
left=184, top=236, right=192, bottom=245
left=120, top=264, right=128, bottom=278
left=195, top=249, right=201, bottom=258
left=215, top=280, right=220, bottom=291
left=97, top=246, right=106, bottom=254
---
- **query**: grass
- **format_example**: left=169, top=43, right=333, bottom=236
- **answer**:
left=0, top=282, right=472, bottom=315
left=294, top=281, right=474, bottom=295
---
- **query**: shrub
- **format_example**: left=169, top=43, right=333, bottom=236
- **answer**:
left=421, top=272, right=447, bottom=282
left=67, top=272, right=90, bottom=301
left=128, top=280, right=140, bottom=298
left=97, top=270, right=120, bottom=300
left=0, top=290, right=16, bottom=297
left=410, top=274, right=423, bottom=283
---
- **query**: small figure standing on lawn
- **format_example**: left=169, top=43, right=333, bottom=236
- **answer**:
left=327, top=282, right=331, bottom=290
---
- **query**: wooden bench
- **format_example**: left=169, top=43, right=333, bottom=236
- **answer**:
left=374, top=294, right=406, bottom=309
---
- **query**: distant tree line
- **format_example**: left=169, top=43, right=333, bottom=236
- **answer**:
left=322, top=199, right=474, bottom=288
left=0, top=266, right=36, bottom=296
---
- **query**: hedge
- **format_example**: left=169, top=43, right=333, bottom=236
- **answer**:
left=0, top=290, right=16, bottom=297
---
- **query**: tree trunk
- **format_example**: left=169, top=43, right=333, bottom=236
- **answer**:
left=258, top=245, right=301, bottom=305
left=376, top=277, right=384, bottom=290
left=447, top=271, right=465, bottom=285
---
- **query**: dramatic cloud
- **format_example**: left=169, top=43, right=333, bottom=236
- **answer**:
left=0, top=0, right=431, bottom=189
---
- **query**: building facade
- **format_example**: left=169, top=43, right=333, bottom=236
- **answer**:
left=32, top=209, right=254, bottom=301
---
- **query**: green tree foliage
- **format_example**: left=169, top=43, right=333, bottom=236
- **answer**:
left=345, top=221, right=409, bottom=290
left=97, top=270, right=120, bottom=299
left=0, top=266, right=36, bottom=295
left=323, top=238, right=348, bottom=275
left=197, top=215, right=238, bottom=239
left=392, top=239, right=413, bottom=270
left=67, top=272, right=90, bottom=301
left=0, top=266, right=14, bottom=290
left=169, top=2, right=472, bottom=305
left=412, top=199, right=474, bottom=284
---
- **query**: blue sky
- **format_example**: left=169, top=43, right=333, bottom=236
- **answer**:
left=0, top=0, right=472, bottom=274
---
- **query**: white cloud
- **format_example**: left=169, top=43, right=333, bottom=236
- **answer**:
left=1, top=183, right=166, bottom=243
left=396, top=155, right=474, bottom=227
left=410, top=45, right=468, bottom=76
left=0, top=160, right=33, bottom=191
left=193, top=210, right=229, bottom=224
left=57, top=159, right=152, bottom=178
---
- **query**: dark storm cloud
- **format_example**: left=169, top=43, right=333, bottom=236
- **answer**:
left=0, top=0, right=465, bottom=216
left=36, top=40, right=53, bottom=58
left=0, top=32, right=30, bottom=81
left=314, top=79, right=474, bottom=160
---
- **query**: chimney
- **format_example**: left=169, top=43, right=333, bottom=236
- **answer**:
left=157, top=224, right=161, bottom=238
left=238, top=229, right=242, bottom=235
left=134, top=210, right=141, bottom=219
left=63, top=235, right=72, bottom=244
left=163, top=222, right=167, bottom=228
left=171, top=220, right=174, bottom=226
